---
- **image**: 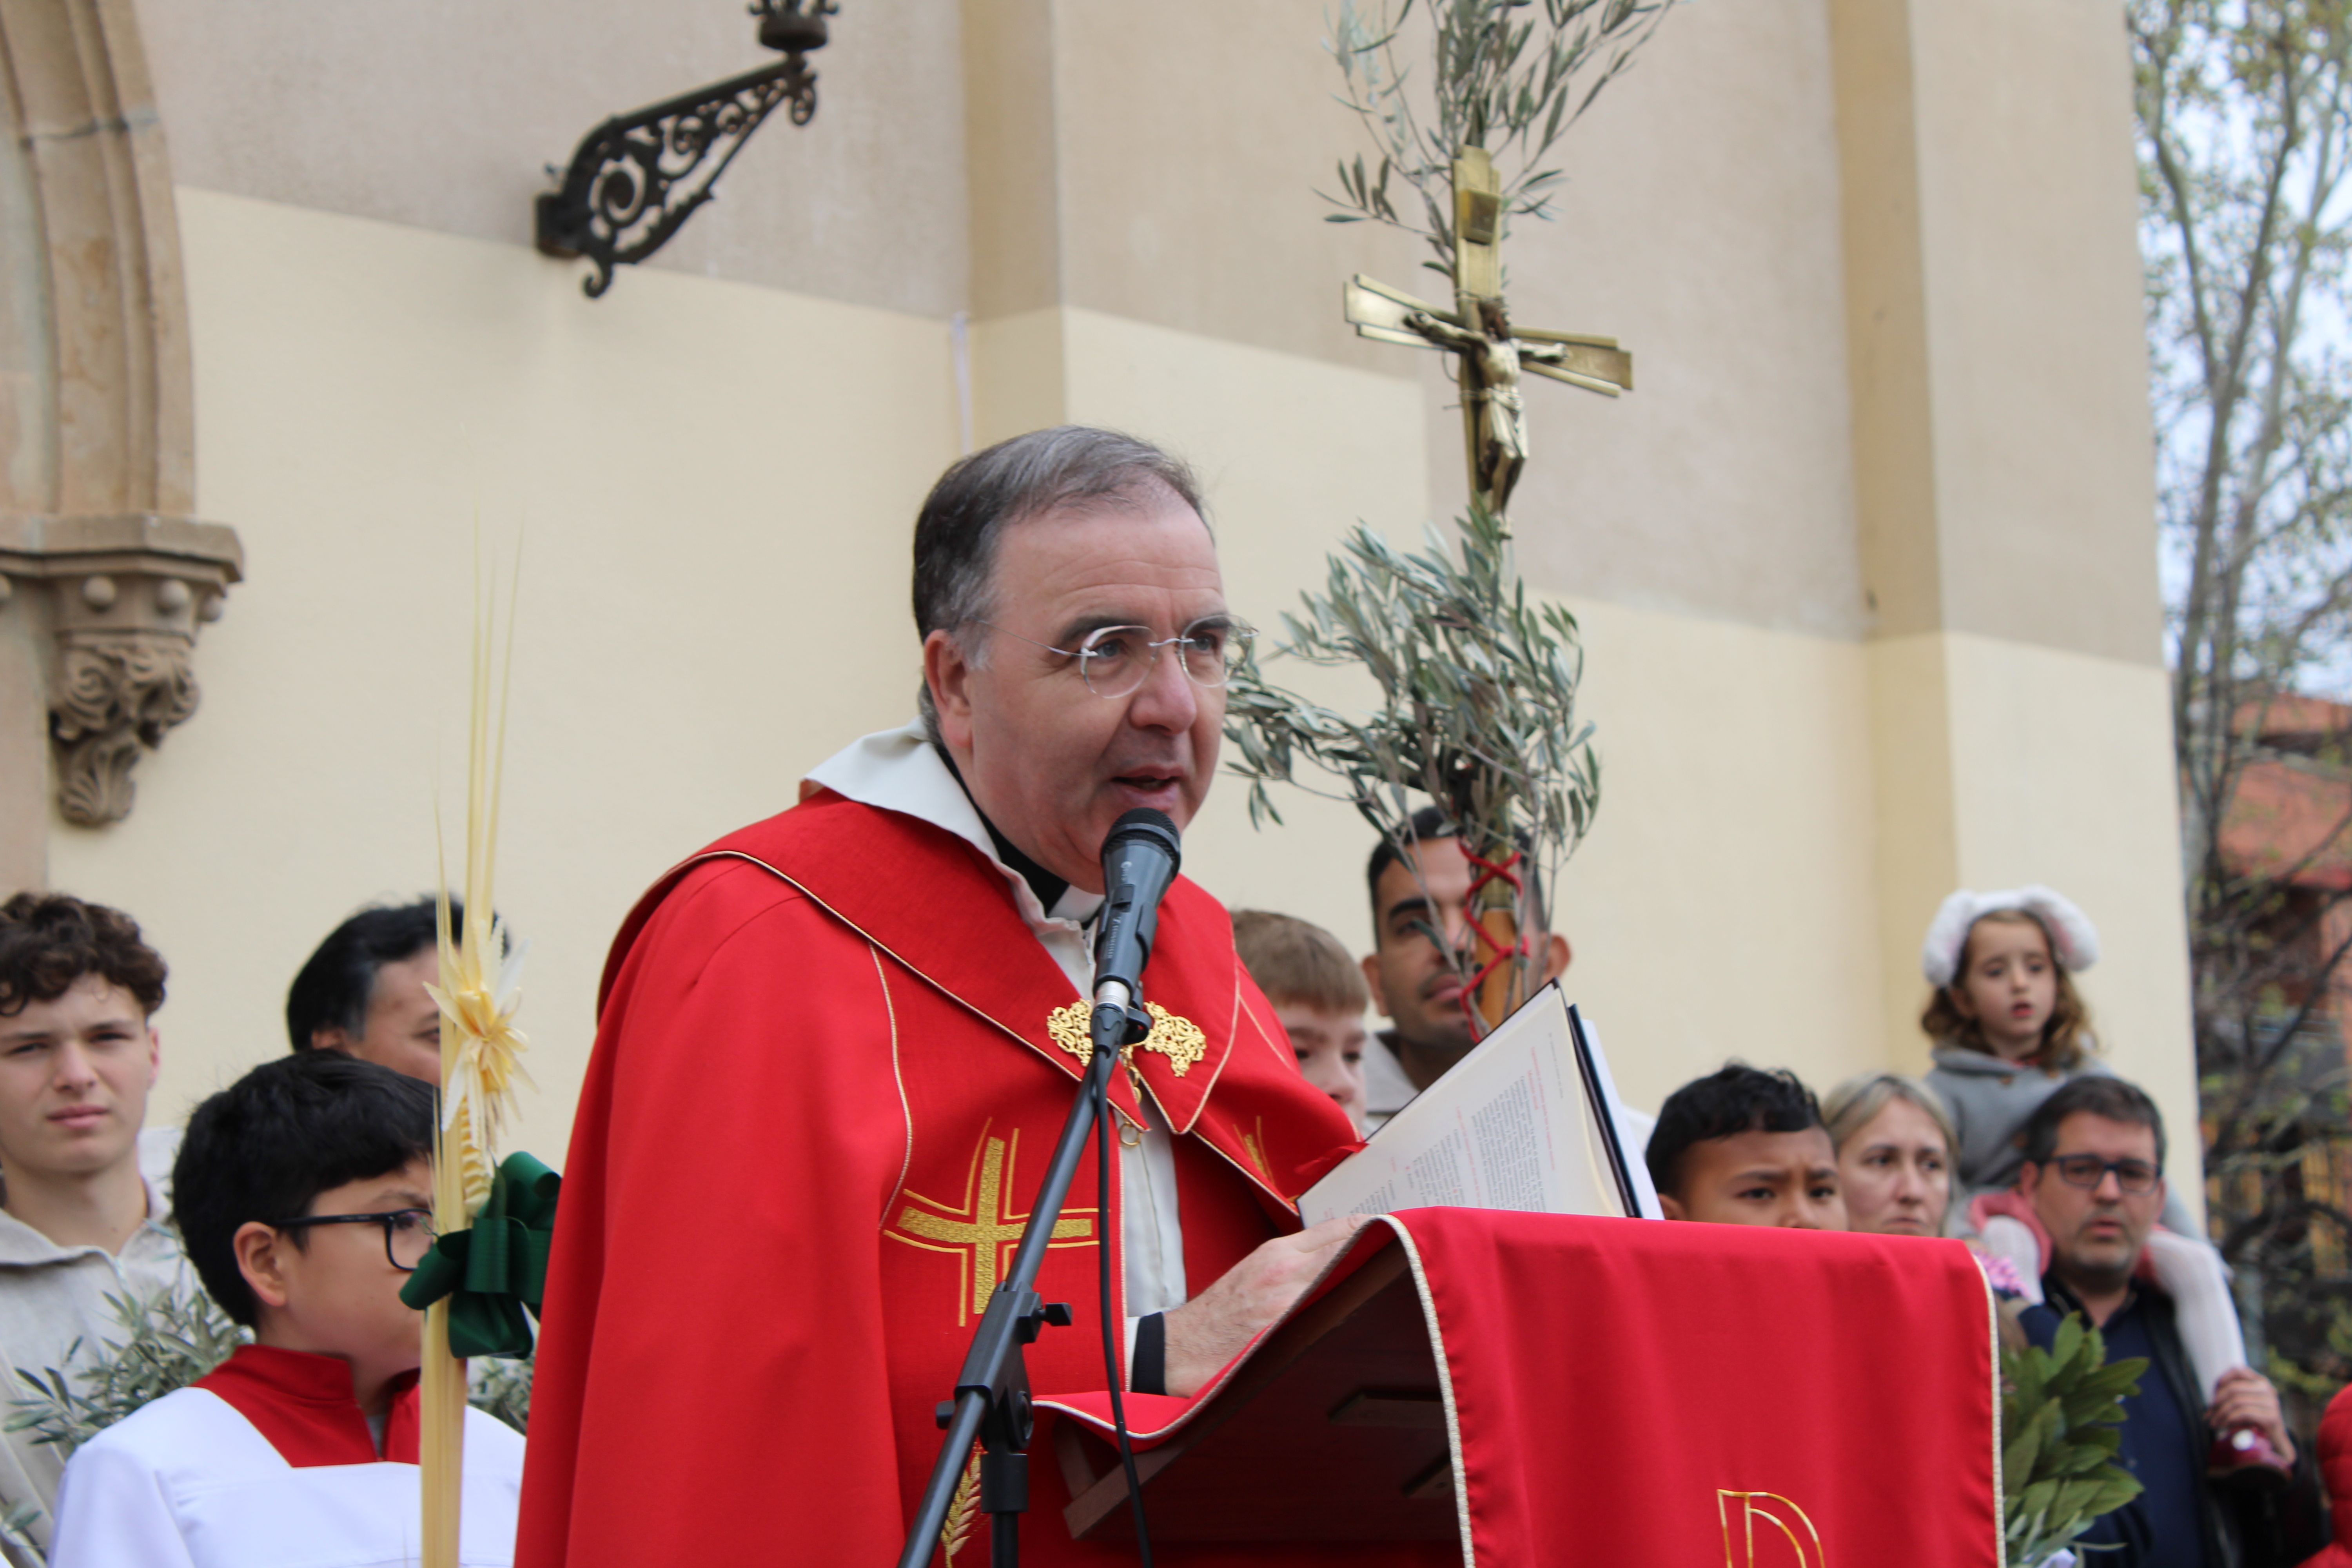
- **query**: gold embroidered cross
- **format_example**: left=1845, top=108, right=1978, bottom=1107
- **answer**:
left=888, top=1129, right=1093, bottom=1322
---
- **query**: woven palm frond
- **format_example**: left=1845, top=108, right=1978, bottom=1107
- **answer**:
left=425, top=561, right=533, bottom=1223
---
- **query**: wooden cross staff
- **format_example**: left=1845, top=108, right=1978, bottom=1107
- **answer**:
left=1343, top=147, right=1633, bottom=521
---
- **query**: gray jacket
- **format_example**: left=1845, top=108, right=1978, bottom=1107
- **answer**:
left=0, top=1128, right=194, bottom=1562
left=1925, top=1046, right=2192, bottom=1233
left=1925, top=1044, right=2091, bottom=1201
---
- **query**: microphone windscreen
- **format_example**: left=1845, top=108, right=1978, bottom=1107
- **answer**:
left=1107, top=808, right=1181, bottom=870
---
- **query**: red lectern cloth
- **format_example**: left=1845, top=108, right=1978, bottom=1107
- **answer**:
left=1042, top=1208, right=2001, bottom=1566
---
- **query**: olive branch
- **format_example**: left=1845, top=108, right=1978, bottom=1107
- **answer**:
left=1323, top=0, right=1674, bottom=278
left=1224, top=503, right=1599, bottom=1012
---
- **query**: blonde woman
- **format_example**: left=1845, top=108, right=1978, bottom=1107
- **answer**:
left=1823, top=1073, right=1960, bottom=1238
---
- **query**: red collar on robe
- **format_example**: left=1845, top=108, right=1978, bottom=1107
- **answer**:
left=602, top=788, right=1359, bottom=1198
left=195, top=1344, right=421, bottom=1467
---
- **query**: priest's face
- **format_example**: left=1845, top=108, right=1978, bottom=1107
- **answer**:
left=927, top=486, right=1227, bottom=893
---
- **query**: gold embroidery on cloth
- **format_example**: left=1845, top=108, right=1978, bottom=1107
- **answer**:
left=886, top=1125, right=1094, bottom=1322
left=1717, top=1490, right=1827, bottom=1568
left=1045, top=1000, right=1207, bottom=1077
left=1239, top=1116, right=1270, bottom=1178
left=942, top=1445, right=981, bottom=1563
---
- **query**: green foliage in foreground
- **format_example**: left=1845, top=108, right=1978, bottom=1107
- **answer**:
left=2003, top=1315, right=2147, bottom=1568
left=7, top=1285, right=250, bottom=1457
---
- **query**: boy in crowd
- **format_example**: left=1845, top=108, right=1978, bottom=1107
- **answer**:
left=287, top=897, right=457, bottom=1082
left=1233, top=910, right=1370, bottom=1133
left=49, top=1051, right=525, bottom=1567
left=1644, top=1063, right=1846, bottom=1229
left=0, top=893, right=195, bottom=1559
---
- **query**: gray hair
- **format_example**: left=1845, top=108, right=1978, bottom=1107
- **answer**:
left=911, top=426, right=1206, bottom=743
left=1822, top=1072, right=1959, bottom=1162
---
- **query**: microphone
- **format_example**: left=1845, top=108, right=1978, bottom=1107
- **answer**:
left=1091, top=808, right=1182, bottom=1008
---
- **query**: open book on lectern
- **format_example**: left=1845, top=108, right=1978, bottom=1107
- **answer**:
left=1299, top=985, right=1664, bottom=1225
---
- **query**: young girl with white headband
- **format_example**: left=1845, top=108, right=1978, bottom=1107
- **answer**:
left=1920, top=886, right=2287, bottom=1481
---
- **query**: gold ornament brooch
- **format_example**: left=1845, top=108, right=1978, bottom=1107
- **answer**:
left=1045, top=1000, right=1207, bottom=1077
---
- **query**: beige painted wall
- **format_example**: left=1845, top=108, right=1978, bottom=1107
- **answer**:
left=27, top=0, right=2193, bottom=1213
left=50, top=187, right=959, bottom=1162
left=133, top=0, right=970, bottom=317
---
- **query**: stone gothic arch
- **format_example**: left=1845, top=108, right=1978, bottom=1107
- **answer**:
left=0, top=0, right=240, bottom=887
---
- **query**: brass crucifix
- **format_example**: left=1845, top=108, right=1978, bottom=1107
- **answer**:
left=1343, top=146, right=1633, bottom=521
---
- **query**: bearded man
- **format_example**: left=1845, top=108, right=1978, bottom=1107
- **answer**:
left=519, top=428, right=1418, bottom=1567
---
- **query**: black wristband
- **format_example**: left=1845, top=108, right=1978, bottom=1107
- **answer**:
left=1132, top=1311, right=1167, bottom=1396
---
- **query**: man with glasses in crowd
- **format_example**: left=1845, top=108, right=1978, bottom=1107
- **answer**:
left=2017, top=1077, right=2322, bottom=1566
left=519, top=428, right=1389, bottom=1568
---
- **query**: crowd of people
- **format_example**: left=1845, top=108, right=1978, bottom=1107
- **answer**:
left=1237, top=824, right=2345, bottom=1568
left=5, top=855, right=2351, bottom=1564
left=3, top=426, right=2349, bottom=1568
left=0, top=893, right=519, bottom=1566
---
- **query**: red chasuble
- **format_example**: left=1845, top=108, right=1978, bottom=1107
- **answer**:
left=516, top=791, right=1422, bottom=1568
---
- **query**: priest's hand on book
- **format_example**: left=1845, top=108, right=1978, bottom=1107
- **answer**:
left=1159, top=1214, right=1373, bottom=1398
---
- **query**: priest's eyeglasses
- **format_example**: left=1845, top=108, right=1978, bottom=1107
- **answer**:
left=2047, top=1155, right=2161, bottom=1195
left=272, top=1208, right=439, bottom=1272
left=977, top=617, right=1255, bottom=699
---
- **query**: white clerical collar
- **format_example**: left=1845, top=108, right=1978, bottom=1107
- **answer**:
left=803, top=720, right=1106, bottom=936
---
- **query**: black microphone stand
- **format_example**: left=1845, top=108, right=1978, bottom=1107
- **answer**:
left=896, top=989, right=1152, bottom=1568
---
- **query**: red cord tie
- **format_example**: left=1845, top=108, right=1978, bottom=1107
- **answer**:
left=1456, top=846, right=1531, bottom=1036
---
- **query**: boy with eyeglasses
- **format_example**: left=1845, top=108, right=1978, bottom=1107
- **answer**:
left=48, top=1051, right=524, bottom=1567
left=2016, top=1077, right=2321, bottom=1568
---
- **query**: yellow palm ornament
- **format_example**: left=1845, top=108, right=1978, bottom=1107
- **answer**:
left=417, top=565, right=532, bottom=1568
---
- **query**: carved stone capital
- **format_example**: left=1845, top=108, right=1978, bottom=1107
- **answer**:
left=0, top=513, right=243, bottom=826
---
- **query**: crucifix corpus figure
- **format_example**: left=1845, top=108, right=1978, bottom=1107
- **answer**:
left=1343, top=145, right=1633, bottom=522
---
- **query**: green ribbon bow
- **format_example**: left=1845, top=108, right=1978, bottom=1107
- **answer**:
left=400, top=1151, right=559, bottom=1358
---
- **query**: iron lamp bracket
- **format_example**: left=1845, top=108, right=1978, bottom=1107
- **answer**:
left=534, top=1, right=837, bottom=298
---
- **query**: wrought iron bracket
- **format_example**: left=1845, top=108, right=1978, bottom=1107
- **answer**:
left=535, top=1, right=836, bottom=298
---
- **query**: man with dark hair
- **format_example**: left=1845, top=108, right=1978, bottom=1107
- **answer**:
left=48, top=1052, right=524, bottom=1566
left=0, top=892, right=193, bottom=1557
left=285, top=897, right=466, bottom=1082
left=522, top=427, right=1383, bottom=1568
left=1645, top=1063, right=1845, bottom=1229
left=2017, top=1077, right=2323, bottom=1567
left=1358, top=805, right=1572, bottom=1126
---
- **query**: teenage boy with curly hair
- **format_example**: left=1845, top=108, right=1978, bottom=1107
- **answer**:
left=0, top=892, right=194, bottom=1557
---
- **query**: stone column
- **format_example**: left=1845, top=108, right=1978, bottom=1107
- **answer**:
left=0, top=0, right=241, bottom=888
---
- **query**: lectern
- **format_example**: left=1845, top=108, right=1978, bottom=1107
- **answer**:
left=1036, top=1210, right=2002, bottom=1566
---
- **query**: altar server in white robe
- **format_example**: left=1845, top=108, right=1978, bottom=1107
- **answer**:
left=50, top=1052, right=524, bottom=1568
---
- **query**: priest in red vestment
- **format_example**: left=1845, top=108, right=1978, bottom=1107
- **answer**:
left=518, top=427, right=1426, bottom=1567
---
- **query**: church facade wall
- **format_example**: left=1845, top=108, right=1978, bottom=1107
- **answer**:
left=5, top=0, right=2192, bottom=1200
